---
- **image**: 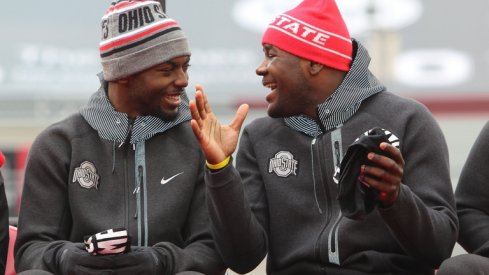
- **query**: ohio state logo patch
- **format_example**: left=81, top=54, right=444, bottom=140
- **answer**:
left=73, top=161, right=100, bottom=189
left=268, top=151, right=298, bottom=178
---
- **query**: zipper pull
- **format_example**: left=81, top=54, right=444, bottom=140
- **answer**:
left=134, top=165, right=143, bottom=194
left=333, top=141, right=341, bottom=184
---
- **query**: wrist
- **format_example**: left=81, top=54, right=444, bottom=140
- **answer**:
left=206, top=156, right=231, bottom=170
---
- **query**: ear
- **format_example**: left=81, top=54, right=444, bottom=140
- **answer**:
left=308, top=61, right=324, bottom=75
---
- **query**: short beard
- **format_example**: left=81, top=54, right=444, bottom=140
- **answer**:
left=156, top=108, right=180, bottom=122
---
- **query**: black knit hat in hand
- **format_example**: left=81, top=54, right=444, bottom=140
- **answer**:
left=337, top=127, right=400, bottom=220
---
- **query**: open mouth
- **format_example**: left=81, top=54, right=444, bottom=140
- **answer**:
left=263, top=82, right=278, bottom=104
left=162, top=93, right=182, bottom=108
left=165, top=94, right=181, bottom=102
left=264, top=82, right=277, bottom=92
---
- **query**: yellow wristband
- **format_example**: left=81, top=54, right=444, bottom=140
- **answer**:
left=206, top=156, right=231, bottom=170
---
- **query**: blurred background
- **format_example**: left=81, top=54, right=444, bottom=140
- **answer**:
left=0, top=0, right=488, bottom=273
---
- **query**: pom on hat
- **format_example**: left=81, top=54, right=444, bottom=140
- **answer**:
left=261, top=0, right=352, bottom=72
left=0, top=151, right=5, bottom=168
left=100, top=0, right=191, bottom=81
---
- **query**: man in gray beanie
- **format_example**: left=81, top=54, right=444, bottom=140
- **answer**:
left=14, top=1, right=225, bottom=274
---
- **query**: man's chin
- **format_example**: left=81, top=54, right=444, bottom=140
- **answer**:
left=267, top=106, right=286, bottom=118
left=267, top=111, right=281, bottom=118
left=157, top=109, right=179, bottom=121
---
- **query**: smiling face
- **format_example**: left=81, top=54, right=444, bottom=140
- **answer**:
left=124, top=55, right=191, bottom=121
left=256, top=44, right=318, bottom=118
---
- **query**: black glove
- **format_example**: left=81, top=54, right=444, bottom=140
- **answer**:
left=57, top=243, right=163, bottom=275
left=57, top=242, right=114, bottom=275
left=109, top=246, right=164, bottom=275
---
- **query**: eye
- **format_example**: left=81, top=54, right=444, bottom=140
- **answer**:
left=266, top=53, right=276, bottom=58
left=158, top=66, right=174, bottom=72
left=264, top=49, right=277, bottom=59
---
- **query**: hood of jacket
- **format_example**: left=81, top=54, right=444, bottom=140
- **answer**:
left=79, top=73, right=191, bottom=144
left=285, top=40, right=386, bottom=137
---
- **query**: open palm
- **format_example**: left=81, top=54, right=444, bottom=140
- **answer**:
left=190, top=85, right=249, bottom=164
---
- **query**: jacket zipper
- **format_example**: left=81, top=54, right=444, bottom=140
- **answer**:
left=311, top=138, right=323, bottom=214
left=328, top=128, right=343, bottom=265
left=328, top=213, right=343, bottom=265
left=313, top=135, right=334, bottom=265
left=135, top=142, right=148, bottom=246
left=123, top=121, right=134, bottom=234
left=135, top=165, right=143, bottom=246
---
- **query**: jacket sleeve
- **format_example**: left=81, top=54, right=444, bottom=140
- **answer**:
left=204, top=127, right=268, bottom=274
left=378, top=109, right=458, bottom=267
left=0, top=171, right=9, bottom=274
left=14, top=127, right=75, bottom=272
left=152, top=158, right=226, bottom=275
left=455, top=121, right=489, bottom=256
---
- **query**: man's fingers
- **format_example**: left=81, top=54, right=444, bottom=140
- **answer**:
left=189, top=100, right=199, bottom=120
left=201, top=86, right=212, bottom=113
left=195, top=84, right=213, bottom=114
left=367, top=153, right=403, bottom=176
left=361, top=165, right=398, bottom=184
left=189, top=100, right=204, bottom=128
left=230, top=104, right=249, bottom=132
left=380, top=142, right=405, bottom=167
left=190, top=120, right=204, bottom=143
left=194, top=89, right=207, bottom=120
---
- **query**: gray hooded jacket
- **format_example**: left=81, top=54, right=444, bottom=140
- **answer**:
left=456, top=121, right=489, bottom=255
left=15, top=78, right=225, bottom=274
left=205, top=40, right=457, bottom=275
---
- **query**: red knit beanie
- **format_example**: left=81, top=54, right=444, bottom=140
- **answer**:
left=261, top=0, right=352, bottom=72
left=0, top=151, right=5, bottom=167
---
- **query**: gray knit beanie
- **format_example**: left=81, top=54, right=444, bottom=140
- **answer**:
left=100, top=0, right=190, bottom=81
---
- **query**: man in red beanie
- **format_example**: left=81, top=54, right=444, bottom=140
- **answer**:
left=190, top=0, right=457, bottom=274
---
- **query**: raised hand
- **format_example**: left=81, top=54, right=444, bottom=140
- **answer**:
left=189, top=85, right=249, bottom=164
left=359, top=142, right=405, bottom=207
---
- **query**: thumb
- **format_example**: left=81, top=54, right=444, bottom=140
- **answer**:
left=229, top=104, right=249, bottom=132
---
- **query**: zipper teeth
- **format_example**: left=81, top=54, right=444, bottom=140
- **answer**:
left=143, top=167, right=148, bottom=246
left=124, top=148, right=129, bottom=232
left=138, top=164, right=145, bottom=246
left=136, top=164, right=142, bottom=246
left=123, top=122, right=134, bottom=236
left=328, top=128, right=343, bottom=265
left=135, top=143, right=148, bottom=247
left=327, top=213, right=342, bottom=265
left=330, top=214, right=342, bottom=253
left=312, top=134, right=333, bottom=264
left=311, top=138, right=323, bottom=214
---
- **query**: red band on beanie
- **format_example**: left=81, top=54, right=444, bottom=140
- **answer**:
left=0, top=151, right=5, bottom=168
left=262, top=0, right=352, bottom=72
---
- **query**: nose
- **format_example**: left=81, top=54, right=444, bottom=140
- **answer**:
left=174, top=68, right=189, bottom=87
left=256, top=59, right=268, bottom=76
